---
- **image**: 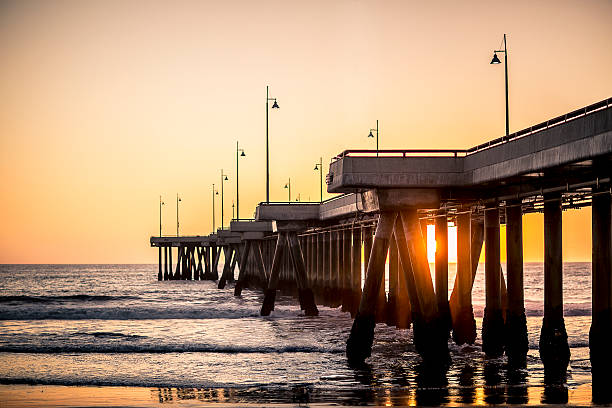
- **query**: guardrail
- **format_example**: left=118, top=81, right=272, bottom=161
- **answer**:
left=331, top=97, right=611, bottom=161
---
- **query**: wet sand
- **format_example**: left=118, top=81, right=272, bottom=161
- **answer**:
left=0, top=383, right=595, bottom=407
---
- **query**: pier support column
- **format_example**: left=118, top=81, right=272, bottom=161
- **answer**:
left=164, top=246, right=169, bottom=280
left=234, top=241, right=251, bottom=296
left=434, top=214, right=451, bottom=336
left=330, top=230, right=340, bottom=307
left=287, top=232, right=318, bottom=316
left=483, top=204, right=504, bottom=358
left=346, top=212, right=396, bottom=365
left=168, top=246, right=173, bottom=279
left=342, top=228, right=352, bottom=312
left=261, top=233, right=286, bottom=316
left=396, top=209, right=448, bottom=364
left=322, top=230, right=331, bottom=305
left=158, top=247, right=163, bottom=281
left=396, top=232, right=413, bottom=329
left=210, top=246, right=221, bottom=281
left=350, top=226, right=362, bottom=317
left=451, top=212, right=477, bottom=345
left=590, top=188, right=612, bottom=395
left=386, top=237, right=399, bottom=326
left=218, top=246, right=235, bottom=289
left=539, top=192, right=570, bottom=380
left=505, top=200, right=528, bottom=367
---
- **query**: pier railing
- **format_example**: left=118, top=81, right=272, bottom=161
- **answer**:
left=332, top=97, right=612, bottom=161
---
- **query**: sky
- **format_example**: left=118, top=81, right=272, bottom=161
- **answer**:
left=0, top=0, right=611, bottom=263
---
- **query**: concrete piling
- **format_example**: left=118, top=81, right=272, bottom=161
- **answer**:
left=539, top=192, right=570, bottom=381
left=483, top=205, right=505, bottom=357
left=286, top=232, right=318, bottom=316
left=450, top=212, right=477, bottom=345
left=397, top=209, right=449, bottom=364
left=386, top=236, right=399, bottom=327
left=505, top=200, right=528, bottom=367
left=346, top=212, right=396, bottom=365
left=434, top=214, right=451, bottom=336
left=342, top=228, right=352, bottom=312
left=590, top=188, right=612, bottom=394
left=350, top=226, right=362, bottom=317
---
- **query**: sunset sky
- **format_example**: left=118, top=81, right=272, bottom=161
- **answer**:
left=1, top=0, right=611, bottom=263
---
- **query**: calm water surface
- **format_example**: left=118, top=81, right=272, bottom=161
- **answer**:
left=0, top=263, right=598, bottom=405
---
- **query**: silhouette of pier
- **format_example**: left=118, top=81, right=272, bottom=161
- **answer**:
left=151, top=97, right=612, bottom=393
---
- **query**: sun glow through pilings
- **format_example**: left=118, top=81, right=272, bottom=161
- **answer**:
left=427, top=224, right=458, bottom=264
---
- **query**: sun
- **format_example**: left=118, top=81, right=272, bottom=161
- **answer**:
left=426, top=224, right=458, bottom=263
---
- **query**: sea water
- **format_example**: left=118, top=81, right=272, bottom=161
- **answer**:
left=0, top=263, right=597, bottom=405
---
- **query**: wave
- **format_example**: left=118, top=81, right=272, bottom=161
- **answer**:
left=0, top=295, right=139, bottom=304
left=0, top=305, right=304, bottom=320
left=0, top=344, right=344, bottom=354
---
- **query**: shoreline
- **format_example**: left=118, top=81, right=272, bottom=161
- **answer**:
left=0, top=383, right=595, bottom=407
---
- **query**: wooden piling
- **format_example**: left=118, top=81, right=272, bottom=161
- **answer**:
left=323, top=230, right=331, bottom=305
left=330, top=229, right=340, bottom=307
left=346, top=211, right=396, bottom=365
left=540, top=192, right=570, bottom=380
left=395, top=230, right=412, bottom=329
left=164, top=246, right=169, bottom=280
left=483, top=205, right=504, bottom=357
left=218, top=246, right=234, bottom=289
left=505, top=200, right=528, bottom=367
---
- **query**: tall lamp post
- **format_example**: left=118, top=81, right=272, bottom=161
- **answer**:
left=490, top=33, right=509, bottom=137
left=212, top=184, right=218, bottom=232
left=220, top=170, right=229, bottom=229
left=284, top=178, right=291, bottom=202
left=368, top=120, right=379, bottom=156
left=266, top=85, right=280, bottom=203
left=236, top=141, right=246, bottom=220
left=313, top=157, right=323, bottom=202
left=176, top=194, right=181, bottom=237
left=159, top=196, right=165, bottom=237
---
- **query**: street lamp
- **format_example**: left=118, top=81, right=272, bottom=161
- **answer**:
left=236, top=141, right=246, bottom=220
left=212, top=184, right=218, bottom=232
left=266, top=85, right=280, bottom=203
left=490, top=33, right=509, bottom=137
left=368, top=120, right=379, bottom=156
left=284, top=178, right=291, bottom=202
left=313, top=157, right=323, bottom=202
left=176, top=194, right=181, bottom=237
left=159, top=196, right=165, bottom=237
left=220, top=169, right=229, bottom=229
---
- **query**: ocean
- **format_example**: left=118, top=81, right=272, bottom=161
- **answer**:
left=0, top=263, right=597, bottom=406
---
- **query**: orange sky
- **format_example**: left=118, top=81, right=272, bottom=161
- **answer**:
left=0, top=0, right=610, bottom=263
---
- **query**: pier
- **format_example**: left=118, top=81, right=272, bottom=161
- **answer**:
left=151, top=98, right=611, bottom=386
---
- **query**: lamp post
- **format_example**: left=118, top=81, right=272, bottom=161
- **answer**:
left=236, top=141, right=245, bottom=220
left=284, top=178, right=291, bottom=202
left=368, top=120, right=379, bottom=156
left=212, top=184, right=218, bottom=232
left=220, top=170, right=229, bottom=229
left=313, top=157, right=323, bottom=202
left=159, top=196, right=165, bottom=237
left=490, top=33, right=509, bottom=137
left=266, top=85, right=280, bottom=203
left=176, top=194, right=181, bottom=237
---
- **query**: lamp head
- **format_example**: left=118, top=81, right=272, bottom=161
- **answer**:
left=314, top=164, right=319, bottom=170
left=272, top=100, right=279, bottom=109
left=490, top=53, right=501, bottom=64
left=368, top=131, right=374, bottom=138
left=284, top=184, right=288, bottom=189
left=224, top=176, right=228, bottom=181
left=240, top=151, right=246, bottom=157
left=215, top=191, right=219, bottom=195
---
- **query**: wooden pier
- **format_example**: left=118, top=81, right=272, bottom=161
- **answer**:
left=151, top=97, right=612, bottom=388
